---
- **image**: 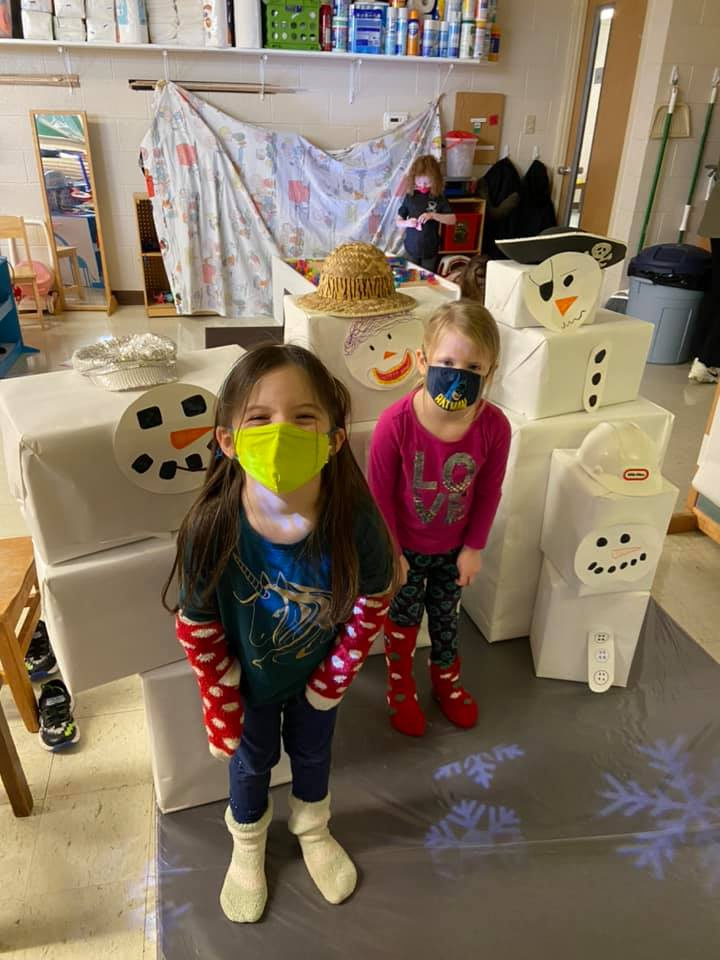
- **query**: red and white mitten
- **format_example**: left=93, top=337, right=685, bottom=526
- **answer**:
left=176, top=613, right=244, bottom=759
left=305, top=593, right=390, bottom=711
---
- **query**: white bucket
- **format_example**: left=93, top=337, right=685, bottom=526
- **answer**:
left=445, top=135, right=477, bottom=178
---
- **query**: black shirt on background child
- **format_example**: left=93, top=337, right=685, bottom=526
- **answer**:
left=398, top=190, right=454, bottom=270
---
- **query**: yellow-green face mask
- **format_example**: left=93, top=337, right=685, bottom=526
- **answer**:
left=233, top=421, right=331, bottom=495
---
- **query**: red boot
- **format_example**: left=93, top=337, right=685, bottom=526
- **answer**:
left=431, top=658, right=478, bottom=729
left=384, top=622, right=426, bottom=737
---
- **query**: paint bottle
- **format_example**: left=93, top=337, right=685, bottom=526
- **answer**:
left=320, top=4, right=332, bottom=50
left=332, top=15, right=348, bottom=50
left=447, top=13, right=461, bottom=57
left=477, top=0, right=489, bottom=18
left=488, top=0, right=496, bottom=22
left=459, top=19, right=474, bottom=58
left=489, top=24, right=500, bottom=60
left=421, top=17, right=439, bottom=56
left=438, top=19, right=449, bottom=57
left=407, top=8, right=420, bottom=55
left=473, top=18, right=487, bottom=58
left=396, top=5, right=408, bottom=54
left=385, top=4, right=398, bottom=54
left=461, top=0, right=474, bottom=20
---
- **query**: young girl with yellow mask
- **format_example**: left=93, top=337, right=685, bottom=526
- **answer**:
left=164, top=344, right=394, bottom=923
left=368, top=300, right=511, bottom=738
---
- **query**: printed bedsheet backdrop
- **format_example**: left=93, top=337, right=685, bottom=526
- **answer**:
left=139, top=82, right=441, bottom=317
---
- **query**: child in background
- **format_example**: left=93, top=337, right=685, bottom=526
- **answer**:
left=164, top=344, right=394, bottom=923
left=397, top=154, right=456, bottom=273
left=368, top=300, right=511, bottom=737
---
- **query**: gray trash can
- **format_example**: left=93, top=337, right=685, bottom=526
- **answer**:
left=627, top=243, right=711, bottom=364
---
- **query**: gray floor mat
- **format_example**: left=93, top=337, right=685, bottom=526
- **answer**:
left=156, top=600, right=720, bottom=959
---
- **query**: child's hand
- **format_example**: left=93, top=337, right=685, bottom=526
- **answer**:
left=417, top=212, right=434, bottom=226
left=456, top=547, right=482, bottom=587
left=398, top=554, right=410, bottom=587
left=405, top=217, right=418, bottom=228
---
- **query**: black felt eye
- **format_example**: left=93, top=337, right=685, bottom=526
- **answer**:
left=186, top=454, right=204, bottom=471
left=159, top=460, right=178, bottom=480
left=182, top=394, right=207, bottom=417
left=597, top=537, right=608, bottom=547
left=131, top=454, right=153, bottom=474
left=137, top=406, right=162, bottom=430
left=369, top=344, right=375, bottom=352
left=387, top=333, right=392, bottom=340
left=563, top=274, right=574, bottom=287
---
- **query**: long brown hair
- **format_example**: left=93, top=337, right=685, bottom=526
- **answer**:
left=407, top=154, right=443, bottom=196
left=162, top=343, right=395, bottom=623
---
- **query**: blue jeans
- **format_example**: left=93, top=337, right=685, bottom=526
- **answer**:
left=229, top=693, right=338, bottom=824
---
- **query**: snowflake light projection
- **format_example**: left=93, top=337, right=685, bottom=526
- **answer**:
left=598, top=737, right=720, bottom=890
left=425, top=744, right=525, bottom=878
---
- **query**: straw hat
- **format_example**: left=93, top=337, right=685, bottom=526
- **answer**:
left=297, top=243, right=416, bottom=317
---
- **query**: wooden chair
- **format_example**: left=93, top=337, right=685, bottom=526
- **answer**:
left=56, top=243, right=85, bottom=303
left=0, top=215, right=44, bottom=325
left=0, top=689, right=32, bottom=817
left=0, top=538, right=40, bottom=734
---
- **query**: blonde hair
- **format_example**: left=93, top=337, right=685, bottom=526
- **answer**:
left=424, top=299, right=501, bottom=380
left=407, top=154, right=443, bottom=196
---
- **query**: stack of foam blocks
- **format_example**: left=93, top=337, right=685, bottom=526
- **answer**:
left=461, top=252, right=676, bottom=644
left=531, top=427, right=678, bottom=690
left=0, top=345, right=291, bottom=813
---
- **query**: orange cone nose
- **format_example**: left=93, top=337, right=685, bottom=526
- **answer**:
left=170, top=426, right=213, bottom=450
left=555, top=295, right=578, bottom=316
left=384, top=351, right=397, bottom=360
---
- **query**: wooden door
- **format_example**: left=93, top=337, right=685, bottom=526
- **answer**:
left=557, top=0, right=647, bottom=233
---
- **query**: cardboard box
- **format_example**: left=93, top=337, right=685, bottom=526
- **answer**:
left=488, top=310, right=653, bottom=420
left=36, top=537, right=181, bottom=693
left=541, top=450, right=678, bottom=596
left=530, top=558, right=650, bottom=687
left=0, top=345, right=242, bottom=565
left=142, top=658, right=292, bottom=814
left=460, top=398, right=674, bottom=643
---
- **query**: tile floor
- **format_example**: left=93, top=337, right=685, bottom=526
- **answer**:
left=1, top=308, right=719, bottom=959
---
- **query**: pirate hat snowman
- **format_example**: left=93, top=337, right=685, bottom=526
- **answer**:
left=497, top=228, right=627, bottom=269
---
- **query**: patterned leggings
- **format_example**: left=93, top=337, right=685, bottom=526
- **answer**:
left=389, top=549, right=461, bottom=667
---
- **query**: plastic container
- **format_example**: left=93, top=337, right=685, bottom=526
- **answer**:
left=627, top=243, right=711, bottom=364
left=459, top=19, right=474, bottom=57
left=447, top=15, right=460, bottom=55
left=395, top=5, right=407, bottom=52
left=445, top=129, right=478, bottom=177
left=332, top=14, right=348, bottom=49
left=421, top=17, right=438, bottom=55
left=320, top=3, right=331, bottom=49
left=265, top=0, right=321, bottom=50
left=407, top=8, right=420, bottom=54
left=438, top=19, right=449, bottom=56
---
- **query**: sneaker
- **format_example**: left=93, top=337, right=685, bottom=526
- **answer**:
left=38, top=679, right=80, bottom=752
left=25, top=620, right=59, bottom=682
left=688, top=358, right=720, bottom=383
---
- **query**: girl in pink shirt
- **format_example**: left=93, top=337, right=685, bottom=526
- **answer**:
left=368, top=300, right=511, bottom=737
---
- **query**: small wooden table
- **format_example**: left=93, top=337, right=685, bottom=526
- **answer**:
left=0, top=691, right=32, bottom=816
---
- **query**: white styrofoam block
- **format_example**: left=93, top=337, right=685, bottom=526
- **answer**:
left=693, top=394, right=720, bottom=506
left=485, top=259, right=599, bottom=330
left=461, top=398, right=674, bottom=643
left=488, top=310, right=653, bottom=420
left=0, top=346, right=242, bottom=565
left=530, top=558, right=650, bottom=687
left=141, top=658, right=291, bottom=814
left=35, top=537, right=181, bottom=694
left=541, top=450, right=678, bottom=596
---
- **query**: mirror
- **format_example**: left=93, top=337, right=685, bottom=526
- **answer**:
left=30, top=110, right=116, bottom=314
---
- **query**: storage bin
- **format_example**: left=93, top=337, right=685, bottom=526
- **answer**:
left=264, top=0, right=320, bottom=49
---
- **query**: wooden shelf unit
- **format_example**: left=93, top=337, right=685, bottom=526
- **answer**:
left=439, top=197, right=486, bottom=256
left=133, top=193, right=177, bottom=319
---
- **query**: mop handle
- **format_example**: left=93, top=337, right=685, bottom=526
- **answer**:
left=638, top=68, right=679, bottom=253
left=678, top=68, right=719, bottom=242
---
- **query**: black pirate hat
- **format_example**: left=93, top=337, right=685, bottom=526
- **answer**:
left=497, top=228, right=627, bottom=268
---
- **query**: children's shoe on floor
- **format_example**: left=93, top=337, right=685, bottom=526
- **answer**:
left=688, top=358, right=719, bottom=383
left=24, top=619, right=58, bottom=682
left=38, top=679, right=80, bottom=751
left=431, top=659, right=478, bottom=729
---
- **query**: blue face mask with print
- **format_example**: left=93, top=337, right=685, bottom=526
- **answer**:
left=426, top=365, right=484, bottom=412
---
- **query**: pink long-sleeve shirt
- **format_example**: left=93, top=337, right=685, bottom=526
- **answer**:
left=368, top=391, right=512, bottom=555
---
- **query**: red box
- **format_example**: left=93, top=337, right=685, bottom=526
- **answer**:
left=442, top=213, right=481, bottom=252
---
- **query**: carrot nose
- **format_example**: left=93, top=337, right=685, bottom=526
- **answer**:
left=170, top=426, right=213, bottom=450
left=555, top=295, right=578, bottom=316
left=384, top=351, right=397, bottom=360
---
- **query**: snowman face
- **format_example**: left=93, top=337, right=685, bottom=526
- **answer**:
left=343, top=314, right=423, bottom=391
left=522, top=252, right=602, bottom=333
left=113, top=382, right=217, bottom=494
left=574, top=523, right=662, bottom=586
